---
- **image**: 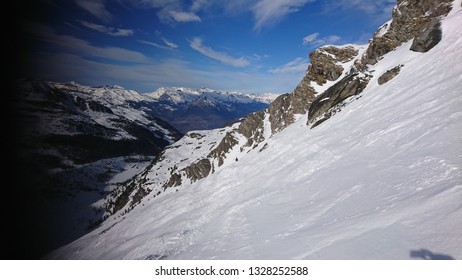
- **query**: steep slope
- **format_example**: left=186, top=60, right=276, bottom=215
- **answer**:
left=98, top=0, right=456, bottom=223
left=50, top=0, right=462, bottom=259
left=147, top=87, right=278, bottom=133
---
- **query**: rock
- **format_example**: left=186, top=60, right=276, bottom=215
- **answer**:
left=269, top=45, right=359, bottom=133
left=268, top=94, right=301, bottom=133
left=362, top=0, right=452, bottom=65
left=410, top=20, right=442, bottom=52
left=237, top=110, right=266, bottom=147
left=183, top=158, right=212, bottom=182
left=296, top=46, right=359, bottom=87
left=378, top=65, right=403, bottom=85
left=308, top=74, right=370, bottom=125
left=208, top=132, right=239, bottom=167
left=163, top=173, right=182, bottom=189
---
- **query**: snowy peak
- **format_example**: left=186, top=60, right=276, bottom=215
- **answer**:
left=148, top=86, right=278, bottom=105
left=145, top=86, right=279, bottom=133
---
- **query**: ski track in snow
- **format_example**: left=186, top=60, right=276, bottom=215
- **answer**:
left=49, top=4, right=462, bottom=260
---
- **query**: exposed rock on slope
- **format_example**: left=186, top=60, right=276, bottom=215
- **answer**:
left=362, top=0, right=452, bottom=65
left=378, top=65, right=403, bottom=85
left=308, top=74, right=370, bottom=127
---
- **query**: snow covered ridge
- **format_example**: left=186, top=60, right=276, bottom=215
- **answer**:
left=50, top=0, right=462, bottom=259
left=145, top=86, right=280, bottom=132
left=148, top=86, right=279, bottom=105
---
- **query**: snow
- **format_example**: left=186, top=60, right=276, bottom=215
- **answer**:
left=375, top=20, right=393, bottom=38
left=49, top=7, right=462, bottom=260
left=147, top=86, right=279, bottom=105
left=40, top=156, right=153, bottom=252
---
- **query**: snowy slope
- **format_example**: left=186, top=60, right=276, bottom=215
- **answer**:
left=50, top=4, right=462, bottom=260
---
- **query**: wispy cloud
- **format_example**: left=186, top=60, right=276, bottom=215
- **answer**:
left=302, top=32, right=341, bottom=47
left=168, top=10, right=201, bottom=22
left=138, top=40, right=171, bottom=50
left=161, top=37, right=178, bottom=48
left=139, top=38, right=178, bottom=50
left=123, top=0, right=201, bottom=24
left=32, top=24, right=147, bottom=62
left=269, top=57, right=308, bottom=74
left=190, top=37, right=249, bottom=67
left=75, top=0, right=112, bottom=22
left=252, top=0, right=314, bottom=30
left=80, top=21, right=134, bottom=36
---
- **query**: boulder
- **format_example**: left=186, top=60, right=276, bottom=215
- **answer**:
left=378, top=65, right=403, bottom=85
left=410, top=20, right=442, bottom=52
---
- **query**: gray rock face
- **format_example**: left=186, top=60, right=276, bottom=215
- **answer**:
left=269, top=45, right=359, bottom=133
left=308, top=74, right=370, bottom=126
left=208, top=132, right=239, bottom=167
left=183, top=158, right=212, bottom=183
left=378, top=65, right=403, bottom=85
left=410, top=20, right=442, bottom=52
left=361, top=0, right=452, bottom=65
left=237, top=110, right=267, bottom=148
left=308, top=46, right=360, bottom=85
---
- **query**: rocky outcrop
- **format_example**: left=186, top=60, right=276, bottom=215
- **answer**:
left=378, top=65, right=403, bottom=85
left=269, top=45, right=360, bottom=133
left=307, top=46, right=360, bottom=85
left=308, top=74, right=370, bottom=126
left=306, top=0, right=453, bottom=127
left=237, top=110, right=266, bottom=148
left=361, top=0, right=452, bottom=65
left=410, top=20, right=442, bottom=52
left=268, top=94, right=296, bottom=133
left=183, top=158, right=212, bottom=183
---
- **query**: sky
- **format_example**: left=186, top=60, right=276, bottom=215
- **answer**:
left=18, top=0, right=396, bottom=94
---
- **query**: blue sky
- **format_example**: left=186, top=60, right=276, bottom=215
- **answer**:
left=22, top=0, right=396, bottom=93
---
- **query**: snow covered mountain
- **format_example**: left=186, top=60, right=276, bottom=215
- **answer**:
left=146, top=87, right=278, bottom=133
left=51, top=0, right=462, bottom=259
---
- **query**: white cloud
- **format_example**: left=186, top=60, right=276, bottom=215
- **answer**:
left=191, top=0, right=209, bottom=12
left=161, top=37, right=178, bottom=48
left=190, top=37, right=249, bottom=67
left=302, top=32, right=341, bottom=46
left=168, top=10, right=201, bottom=22
left=252, top=0, right=314, bottom=30
left=269, top=57, right=308, bottom=74
left=75, top=0, right=112, bottom=22
left=138, top=40, right=171, bottom=50
left=32, top=24, right=147, bottom=62
left=139, top=38, right=177, bottom=50
left=302, top=33, right=320, bottom=44
left=80, top=21, right=134, bottom=36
